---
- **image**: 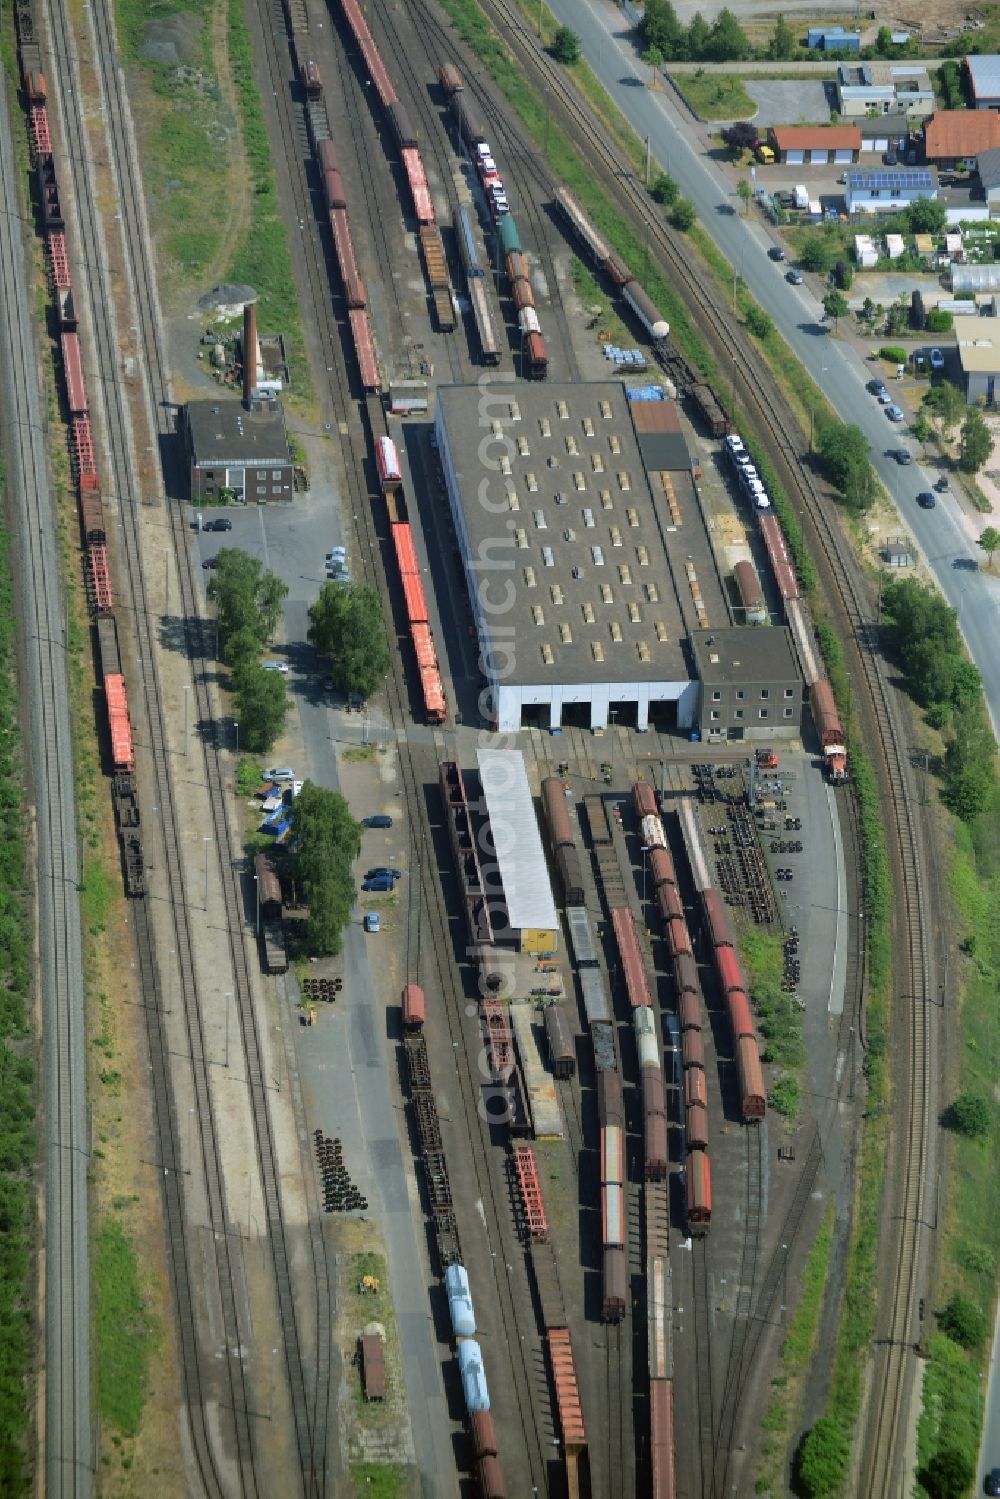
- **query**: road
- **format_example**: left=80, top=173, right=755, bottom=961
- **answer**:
left=542, top=0, right=1000, bottom=735
left=0, top=61, right=90, bottom=1499
left=981, top=1309, right=1000, bottom=1495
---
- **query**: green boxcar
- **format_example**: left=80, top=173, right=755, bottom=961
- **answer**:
left=498, top=215, right=521, bottom=259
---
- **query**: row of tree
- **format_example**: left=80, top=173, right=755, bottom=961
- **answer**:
left=640, top=3, right=918, bottom=65
left=287, top=783, right=361, bottom=955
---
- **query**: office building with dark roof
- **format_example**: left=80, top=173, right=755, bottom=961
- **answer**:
left=689, top=627, right=802, bottom=743
left=182, top=400, right=293, bottom=504
left=434, top=381, right=749, bottom=734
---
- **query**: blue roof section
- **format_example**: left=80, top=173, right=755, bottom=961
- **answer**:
left=847, top=169, right=934, bottom=189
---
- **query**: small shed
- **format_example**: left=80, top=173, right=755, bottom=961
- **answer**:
left=854, top=234, right=879, bottom=268
left=360, top=1323, right=387, bottom=1401
left=885, top=234, right=905, bottom=259
left=881, top=541, right=913, bottom=568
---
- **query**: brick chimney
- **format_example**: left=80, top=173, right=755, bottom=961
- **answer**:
left=242, top=301, right=258, bottom=407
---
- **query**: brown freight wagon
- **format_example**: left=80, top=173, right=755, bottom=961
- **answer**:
left=632, top=780, right=658, bottom=819
left=544, top=1004, right=575, bottom=1079
left=360, top=1326, right=386, bottom=1400
left=642, top=1065, right=665, bottom=1119
left=684, top=1069, right=708, bottom=1109
left=737, top=1035, right=766, bottom=1120
left=582, top=793, right=613, bottom=847
left=672, top=951, right=699, bottom=997
left=476, top=1454, right=508, bottom=1499
left=555, top=843, right=585, bottom=906
left=602, top=1245, right=626, bottom=1321
left=664, top=915, right=692, bottom=960
left=401, top=983, right=425, bottom=1031
left=648, top=845, right=676, bottom=889
left=656, top=881, right=684, bottom=927
left=597, top=1068, right=624, bottom=1129
left=678, top=989, right=701, bottom=1034
left=700, top=887, right=733, bottom=952
left=254, top=853, right=282, bottom=921
left=541, top=775, right=574, bottom=848
left=687, top=1150, right=712, bottom=1227
left=644, top=1111, right=668, bottom=1181
left=681, top=1026, right=705, bottom=1070
left=469, top=1408, right=498, bottom=1460
left=685, top=1100, right=709, bottom=1152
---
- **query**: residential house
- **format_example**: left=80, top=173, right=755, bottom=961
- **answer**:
left=924, top=110, right=1000, bottom=168
left=966, top=55, right=1000, bottom=110
left=769, top=125, right=861, bottom=165
left=836, top=63, right=934, bottom=120
left=845, top=167, right=938, bottom=214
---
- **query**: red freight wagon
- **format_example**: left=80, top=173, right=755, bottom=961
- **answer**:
left=323, top=168, right=347, bottom=211
left=329, top=209, right=365, bottom=308
left=438, top=62, right=464, bottom=96
left=61, top=332, right=88, bottom=415
left=648, top=846, right=676, bottom=889
left=672, top=952, right=699, bottom=997
left=469, top=1409, right=498, bottom=1460
left=602, top=1245, right=626, bottom=1320
left=681, top=1026, right=705, bottom=1070
left=598, top=1069, right=624, bottom=1129
left=642, top=1066, right=665, bottom=1120
left=656, top=882, right=684, bottom=927
left=632, top=781, right=658, bottom=818
left=512, top=277, right=535, bottom=312
left=541, top=776, right=574, bottom=850
left=759, top=512, right=799, bottom=602
left=506, top=250, right=530, bottom=283
left=377, top=435, right=402, bottom=491
left=391, top=520, right=419, bottom=575
left=419, top=663, right=446, bottom=723
left=611, top=906, right=653, bottom=1010
left=701, top=887, right=732, bottom=951
left=411, top=622, right=438, bottom=671
left=475, top=1454, right=508, bottom=1499
left=401, top=984, right=425, bottom=1030
left=104, top=673, right=134, bottom=772
left=727, top=988, right=755, bottom=1042
left=684, top=1068, right=707, bottom=1109
left=714, top=943, right=745, bottom=996
left=401, top=570, right=430, bottom=627
left=645, top=1113, right=667, bottom=1181
left=686, top=1150, right=712, bottom=1227
left=685, top=1102, right=709, bottom=1152
left=317, top=138, right=340, bottom=175
left=737, top=1036, right=766, bottom=1120
left=664, top=916, right=692, bottom=960
left=338, top=0, right=397, bottom=109
left=348, top=309, right=380, bottom=390
left=650, top=1380, right=676, bottom=1499
left=600, top=1124, right=624, bottom=1186
left=678, top=989, right=701, bottom=1034
left=400, top=148, right=434, bottom=224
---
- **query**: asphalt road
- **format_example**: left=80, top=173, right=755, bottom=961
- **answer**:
left=0, top=62, right=91, bottom=1498
left=982, top=1311, right=1000, bottom=1496
left=543, top=0, right=1000, bottom=735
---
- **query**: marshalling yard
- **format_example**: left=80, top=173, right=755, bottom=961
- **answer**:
left=8, top=0, right=941, bottom=1492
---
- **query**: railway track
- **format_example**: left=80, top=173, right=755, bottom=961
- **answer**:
left=51, top=0, right=333, bottom=1488
left=0, top=55, right=91, bottom=1497
left=459, top=4, right=934, bottom=1487
left=691, top=1234, right=717, bottom=1496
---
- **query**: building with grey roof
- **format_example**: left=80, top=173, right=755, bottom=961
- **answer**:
left=476, top=748, right=558, bottom=948
left=967, top=54, right=1000, bottom=110
left=977, top=145, right=1000, bottom=208
left=182, top=399, right=293, bottom=503
left=689, top=627, right=802, bottom=743
left=434, top=382, right=728, bottom=733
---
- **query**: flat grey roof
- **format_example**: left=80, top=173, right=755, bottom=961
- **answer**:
left=437, top=382, right=727, bottom=686
left=979, top=146, right=1000, bottom=191
left=186, top=399, right=290, bottom=465
left=689, top=626, right=800, bottom=685
left=477, top=749, right=558, bottom=933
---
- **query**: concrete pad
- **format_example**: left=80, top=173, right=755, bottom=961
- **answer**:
left=744, top=80, right=832, bottom=128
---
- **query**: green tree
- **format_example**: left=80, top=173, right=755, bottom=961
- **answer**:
left=875, top=23, right=894, bottom=55
left=768, top=14, right=795, bottom=59
left=643, top=45, right=664, bottom=86
left=959, top=406, right=992, bottom=472
left=978, top=525, right=1000, bottom=567
left=861, top=296, right=876, bottom=323
left=736, top=178, right=752, bottom=214
left=207, top=549, right=288, bottom=657
left=816, top=422, right=877, bottom=511
left=923, top=381, right=966, bottom=436
left=223, top=625, right=263, bottom=670
left=823, top=290, right=850, bottom=329
left=926, top=308, right=954, bottom=333
left=924, top=1447, right=975, bottom=1499
left=308, top=582, right=390, bottom=700
left=908, top=197, right=947, bottom=234
left=911, top=413, right=933, bottom=443
left=686, top=12, right=711, bottom=58
left=939, top=1291, right=988, bottom=1350
left=705, top=6, right=749, bottom=60
left=942, top=702, right=997, bottom=822
left=231, top=660, right=289, bottom=754
left=638, top=0, right=686, bottom=57
left=797, top=1416, right=849, bottom=1497
left=551, top=25, right=581, bottom=63
left=288, top=783, right=362, bottom=956
left=670, top=198, right=696, bottom=231
left=745, top=305, right=773, bottom=339
left=941, top=1093, right=990, bottom=1138
left=651, top=172, right=680, bottom=206
left=800, top=236, right=834, bottom=273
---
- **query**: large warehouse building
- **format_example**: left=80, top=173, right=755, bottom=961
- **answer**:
left=435, top=381, right=736, bottom=734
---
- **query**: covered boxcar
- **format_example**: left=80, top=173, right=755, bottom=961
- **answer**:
left=656, top=881, right=684, bottom=927
left=713, top=943, right=745, bottom=996
left=737, top=1035, right=766, bottom=1120
left=701, top=887, right=733, bottom=951
left=664, top=915, right=692, bottom=960
left=727, top=988, right=755, bottom=1042
left=648, top=846, right=676, bottom=889
left=402, top=983, right=425, bottom=1031
left=678, top=989, right=701, bottom=1034
left=611, top=906, right=652, bottom=1010
left=632, top=780, right=658, bottom=819
left=672, top=952, right=699, bottom=998
left=686, top=1150, right=712, bottom=1228
left=681, top=1026, right=705, bottom=1071
left=555, top=843, right=585, bottom=907
left=544, top=1003, right=575, bottom=1079
left=541, top=776, right=574, bottom=848
left=602, top=1245, right=626, bottom=1321
left=685, top=1102, right=709, bottom=1152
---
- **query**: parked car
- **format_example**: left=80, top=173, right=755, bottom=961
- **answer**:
left=264, top=766, right=296, bottom=781
left=362, top=875, right=395, bottom=892
left=894, top=449, right=912, bottom=465
left=326, top=546, right=347, bottom=562
left=786, top=268, right=803, bottom=284
left=206, top=517, right=233, bottom=532
left=929, top=347, right=945, bottom=370
left=984, top=1468, right=1000, bottom=1496
left=884, top=149, right=898, bottom=166
left=917, top=491, right=936, bottom=508
left=934, top=475, right=950, bottom=492
left=262, top=662, right=289, bottom=673
left=768, top=246, right=786, bottom=262
left=366, top=867, right=402, bottom=880
left=868, top=378, right=887, bottom=397
left=877, top=388, right=892, bottom=405
left=363, top=912, right=381, bottom=933
left=886, top=404, right=904, bottom=421
left=362, top=814, right=393, bottom=828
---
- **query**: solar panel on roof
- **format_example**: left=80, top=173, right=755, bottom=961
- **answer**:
left=850, top=170, right=933, bottom=188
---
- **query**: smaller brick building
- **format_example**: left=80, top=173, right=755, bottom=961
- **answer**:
left=182, top=400, right=293, bottom=504
left=689, top=627, right=802, bottom=744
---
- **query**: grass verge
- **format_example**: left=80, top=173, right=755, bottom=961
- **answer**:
left=915, top=801, right=1000, bottom=1492
left=93, top=1219, right=156, bottom=1435
left=755, top=1205, right=835, bottom=1494
left=0, top=517, right=35, bottom=1495
left=350, top=1464, right=408, bottom=1498
left=672, top=71, right=756, bottom=120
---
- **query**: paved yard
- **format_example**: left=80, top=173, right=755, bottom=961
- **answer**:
left=743, top=79, right=832, bottom=127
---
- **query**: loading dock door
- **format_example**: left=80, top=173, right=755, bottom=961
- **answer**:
left=786, top=149, right=805, bottom=165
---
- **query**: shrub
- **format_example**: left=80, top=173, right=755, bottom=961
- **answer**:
left=938, top=1291, right=987, bottom=1350
left=926, top=309, right=954, bottom=333
left=941, top=1093, right=990, bottom=1138
left=879, top=345, right=907, bottom=365
left=834, top=259, right=852, bottom=290
left=745, top=304, right=774, bottom=339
